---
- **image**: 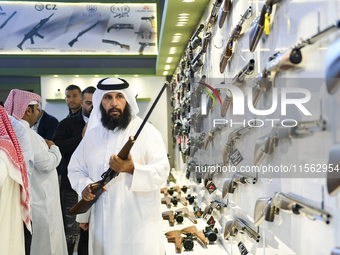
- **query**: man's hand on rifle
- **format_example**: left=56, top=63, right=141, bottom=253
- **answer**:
left=109, top=153, right=135, bottom=175
left=82, top=184, right=108, bottom=201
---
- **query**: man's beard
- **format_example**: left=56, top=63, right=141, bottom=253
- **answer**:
left=100, top=103, right=132, bottom=131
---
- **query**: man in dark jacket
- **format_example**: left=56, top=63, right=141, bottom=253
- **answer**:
left=52, top=86, right=96, bottom=255
left=32, top=109, right=59, bottom=140
left=65, top=84, right=82, bottom=118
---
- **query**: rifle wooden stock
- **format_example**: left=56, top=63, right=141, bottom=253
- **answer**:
left=252, top=70, right=269, bottom=107
left=174, top=195, right=188, bottom=206
left=161, top=196, right=172, bottom=208
left=160, top=187, right=169, bottom=196
left=69, top=137, right=134, bottom=214
left=221, top=91, right=232, bottom=117
left=165, top=230, right=183, bottom=253
left=220, top=40, right=233, bottom=73
left=173, top=185, right=182, bottom=195
left=177, top=207, right=197, bottom=224
left=181, top=226, right=208, bottom=245
left=162, top=210, right=175, bottom=226
left=218, top=0, right=231, bottom=29
left=204, top=135, right=213, bottom=150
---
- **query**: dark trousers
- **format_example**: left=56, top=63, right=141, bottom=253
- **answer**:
left=24, top=222, right=32, bottom=255
left=61, top=189, right=88, bottom=255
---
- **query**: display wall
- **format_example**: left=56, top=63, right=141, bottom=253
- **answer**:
left=169, top=0, right=340, bottom=254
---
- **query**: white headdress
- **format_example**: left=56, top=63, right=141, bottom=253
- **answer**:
left=86, top=78, right=139, bottom=132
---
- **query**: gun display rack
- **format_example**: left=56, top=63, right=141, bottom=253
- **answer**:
left=168, top=0, right=340, bottom=254
left=0, top=2, right=157, bottom=55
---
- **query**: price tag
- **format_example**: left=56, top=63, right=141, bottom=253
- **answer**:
left=230, top=149, right=243, bottom=166
left=205, top=181, right=217, bottom=194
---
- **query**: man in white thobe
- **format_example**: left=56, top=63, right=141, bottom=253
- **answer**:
left=0, top=105, right=31, bottom=255
left=68, top=78, right=170, bottom=255
left=4, top=89, right=67, bottom=255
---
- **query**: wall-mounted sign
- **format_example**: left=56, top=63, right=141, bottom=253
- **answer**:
left=0, top=2, right=157, bottom=55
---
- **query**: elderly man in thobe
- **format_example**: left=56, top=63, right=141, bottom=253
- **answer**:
left=68, top=78, right=170, bottom=255
left=4, top=89, right=67, bottom=255
left=0, top=105, right=31, bottom=255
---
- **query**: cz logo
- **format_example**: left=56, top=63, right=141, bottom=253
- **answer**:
left=143, top=5, right=149, bottom=10
left=35, top=3, right=57, bottom=11
left=198, top=82, right=222, bottom=115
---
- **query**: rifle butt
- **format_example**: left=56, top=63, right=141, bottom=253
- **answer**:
left=69, top=180, right=106, bottom=214
left=68, top=38, right=77, bottom=47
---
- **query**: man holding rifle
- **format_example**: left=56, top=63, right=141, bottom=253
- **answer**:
left=68, top=78, right=170, bottom=255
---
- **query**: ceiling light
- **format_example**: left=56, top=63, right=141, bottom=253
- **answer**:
left=164, top=65, right=170, bottom=70
left=163, top=71, right=168, bottom=75
left=115, top=75, right=119, bottom=77
left=75, top=75, right=79, bottom=77
left=134, top=75, right=138, bottom=77
left=169, top=47, right=177, bottom=54
left=175, top=22, right=187, bottom=26
left=166, top=57, right=173, bottom=63
left=53, top=75, right=58, bottom=77
left=182, top=0, right=195, bottom=2
left=178, top=13, right=190, bottom=16
left=178, top=18, right=189, bottom=22
left=94, top=75, right=99, bottom=77
left=171, top=33, right=182, bottom=43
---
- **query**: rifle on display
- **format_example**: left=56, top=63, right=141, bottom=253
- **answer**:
left=107, top=23, right=134, bottom=32
left=220, top=6, right=252, bottom=73
left=176, top=208, right=197, bottom=224
left=193, top=75, right=207, bottom=108
left=223, top=122, right=255, bottom=164
left=206, top=88, right=221, bottom=115
left=190, top=109, right=203, bottom=133
left=165, top=230, right=183, bottom=253
left=204, top=123, right=228, bottom=150
left=0, top=11, right=17, bottom=29
left=222, top=172, right=257, bottom=198
left=69, top=20, right=100, bottom=47
left=162, top=210, right=185, bottom=226
left=218, top=0, right=232, bottom=29
left=327, top=143, right=340, bottom=195
left=254, top=192, right=331, bottom=226
left=221, top=89, right=232, bottom=117
left=224, top=218, right=260, bottom=242
left=326, top=36, right=340, bottom=94
left=203, top=224, right=218, bottom=243
left=254, top=118, right=326, bottom=166
left=162, top=196, right=179, bottom=208
left=249, top=0, right=281, bottom=52
left=102, top=39, right=130, bottom=50
left=187, top=24, right=204, bottom=62
left=203, top=200, right=228, bottom=218
left=252, top=20, right=340, bottom=107
left=231, top=59, right=255, bottom=86
left=191, top=0, right=222, bottom=66
left=17, top=14, right=54, bottom=50
left=141, top=16, right=155, bottom=28
left=181, top=226, right=208, bottom=248
left=69, top=82, right=169, bottom=214
left=134, top=31, right=147, bottom=39
left=139, top=42, right=156, bottom=54
left=190, top=132, right=206, bottom=157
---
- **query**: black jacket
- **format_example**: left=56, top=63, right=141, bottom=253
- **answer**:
left=52, top=110, right=85, bottom=191
left=37, top=111, right=59, bottom=140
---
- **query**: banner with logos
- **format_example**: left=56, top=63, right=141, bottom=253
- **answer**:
left=0, top=2, right=157, bottom=55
